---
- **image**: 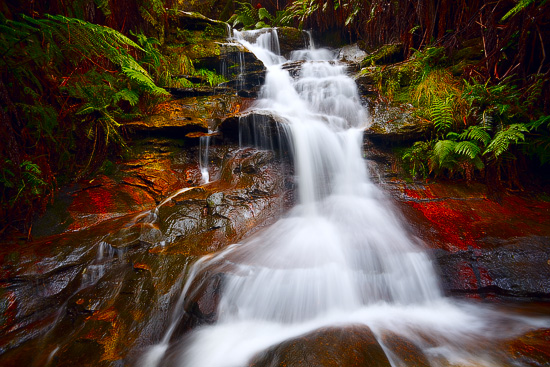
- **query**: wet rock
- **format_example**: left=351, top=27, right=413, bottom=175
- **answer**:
left=364, top=103, right=433, bottom=145
left=166, top=10, right=228, bottom=42
left=503, top=328, right=550, bottom=367
left=219, top=111, right=291, bottom=153
left=435, top=236, right=550, bottom=298
left=156, top=147, right=289, bottom=254
left=338, top=43, right=368, bottom=69
left=384, top=180, right=550, bottom=299
left=124, top=99, right=208, bottom=137
left=379, top=332, right=430, bottom=367
left=164, top=86, right=234, bottom=98
left=249, top=326, right=392, bottom=367
left=360, top=43, right=405, bottom=67
left=32, top=138, right=194, bottom=236
left=354, top=72, right=377, bottom=98
left=170, top=270, right=225, bottom=338
left=276, top=27, right=308, bottom=58
left=127, top=95, right=250, bottom=134
left=281, top=60, right=305, bottom=78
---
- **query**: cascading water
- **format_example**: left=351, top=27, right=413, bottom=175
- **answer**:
left=199, top=135, right=211, bottom=183
left=141, top=30, right=548, bottom=367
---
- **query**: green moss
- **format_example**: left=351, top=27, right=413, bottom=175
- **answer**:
left=360, top=44, right=404, bottom=67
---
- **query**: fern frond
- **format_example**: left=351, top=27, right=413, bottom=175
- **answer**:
left=527, top=115, right=550, bottom=131
left=94, top=0, right=112, bottom=16
left=258, top=7, right=274, bottom=21
left=459, top=125, right=491, bottom=146
left=430, top=96, right=454, bottom=134
left=432, top=139, right=456, bottom=167
left=484, top=124, right=528, bottom=159
left=113, top=89, right=140, bottom=106
left=454, top=141, right=481, bottom=159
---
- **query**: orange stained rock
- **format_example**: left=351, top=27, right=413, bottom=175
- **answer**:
left=133, top=262, right=151, bottom=271
left=505, top=328, right=550, bottom=365
left=92, top=306, right=118, bottom=323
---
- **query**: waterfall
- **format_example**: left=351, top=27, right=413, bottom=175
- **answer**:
left=199, top=135, right=211, bottom=183
left=140, top=29, right=547, bottom=367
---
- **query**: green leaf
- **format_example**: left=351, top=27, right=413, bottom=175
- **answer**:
left=258, top=7, right=273, bottom=21
left=459, top=125, right=491, bottom=146
left=484, top=124, right=528, bottom=158
left=454, top=141, right=481, bottom=159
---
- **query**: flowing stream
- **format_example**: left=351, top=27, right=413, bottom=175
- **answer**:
left=141, top=29, right=547, bottom=367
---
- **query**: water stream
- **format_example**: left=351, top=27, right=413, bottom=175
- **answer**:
left=141, top=29, right=548, bottom=367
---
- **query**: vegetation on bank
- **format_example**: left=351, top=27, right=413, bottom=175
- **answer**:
left=0, top=1, right=228, bottom=234
left=224, top=0, right=550, bottom=188
left=1, top=0, right=549, bottom=234
left=256, top=0, right=549, bottom=188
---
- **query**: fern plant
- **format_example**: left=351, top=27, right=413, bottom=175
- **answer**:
left=229, top=2, right=262, bottom=29
left=484, top=124, right=528, bottom=160
left=429, top=126, right=487, bottom=180
left=0, top=12, right=172, bottom=225
left=429, top=96, right=454, bottom=135
left=401, top=141, right=433, bottom=179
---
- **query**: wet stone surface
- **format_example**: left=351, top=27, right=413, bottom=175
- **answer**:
left=0, top=132, right=293, bottom=366
left=365, top=141, right=550, bottom=300
left=249, top=326, right=392, bottom=367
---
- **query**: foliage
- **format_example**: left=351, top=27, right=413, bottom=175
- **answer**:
left=429, top=96, right=454, bottom=136
left=401, top=141, right=433, bottom=179
left=229, top=1, right=292, bottom=30
left=392, top=45, right=542, bottom=181
left=501, top=0, right=545, bottom=22
left=0, top=11, right=170, bottom=230
left=484, top=124, right=528, bottom=160
left=0, top=160, right=50, bottom=208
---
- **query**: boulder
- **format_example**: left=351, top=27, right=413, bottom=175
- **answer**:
left=360, top=43, right=405, bottom=67
left=384, top=179, right=550, bottom=299
left=364, top=103, right=433, bottom=145
left=2, top=140, right=293, bottom=366
left=249, top=326, right=392, bottom=367
left=166, top=10, right=229, bottom=42
left=276, top=27, right=308, bottom=58
left=218, top=111, right=291, bottom=153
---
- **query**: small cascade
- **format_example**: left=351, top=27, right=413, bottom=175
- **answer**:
left=199, top=135, right=211, bottom=183
left=138, top=28, right=550, bottom=367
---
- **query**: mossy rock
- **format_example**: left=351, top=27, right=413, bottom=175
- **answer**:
left=276, top=27, right=308, bottom=57
left=365, top=103, right=433, bottom=145
left=177, top=0, right=234, bottom=21
left=361, top=43, right=405, bottom=67
left=166, top=10, right=228, bottom=44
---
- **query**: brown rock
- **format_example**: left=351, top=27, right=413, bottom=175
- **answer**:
left=380, top=332, right=430, bottom=367
left=503, top=328, right=550, bottom=367
left=249, top=326, right=392, bottom=367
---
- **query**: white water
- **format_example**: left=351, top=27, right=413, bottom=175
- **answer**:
left=141, top=30, right=548, bottom=367
left=199, top=135, right=211, bottom=183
